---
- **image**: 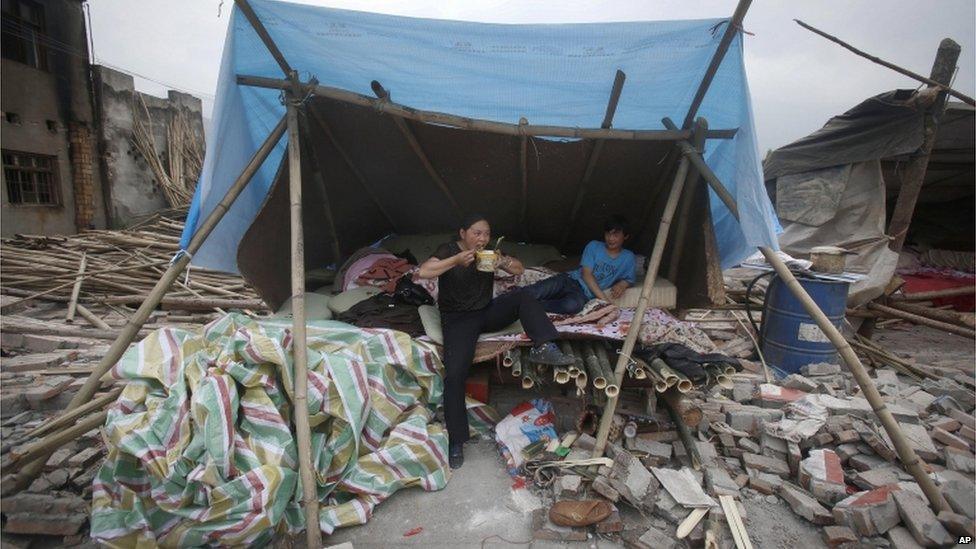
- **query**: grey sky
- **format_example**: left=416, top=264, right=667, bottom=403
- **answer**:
left=88, top=0, right=975, bottom=152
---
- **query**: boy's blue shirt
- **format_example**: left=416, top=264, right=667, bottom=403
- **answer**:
left=568, top=240, right=637, bottom=300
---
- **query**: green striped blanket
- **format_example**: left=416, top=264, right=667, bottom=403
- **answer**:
left=91, top=313, right=495, bottom=547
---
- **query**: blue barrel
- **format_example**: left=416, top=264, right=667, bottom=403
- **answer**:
left=760, top=274, right=849, bottom=377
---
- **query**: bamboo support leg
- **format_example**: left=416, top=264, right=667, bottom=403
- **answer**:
left=592, top=142, right=694, bottom=459
left=286, top=96, right=323, bottom=548
left=7, top=115, right=288, bottom=491
left=64, top=253, right=87, bottom=322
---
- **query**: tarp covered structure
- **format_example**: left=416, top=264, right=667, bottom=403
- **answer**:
left=765, top=90, right=974, bottom=304
left=180, top=0, right=779, bottom=297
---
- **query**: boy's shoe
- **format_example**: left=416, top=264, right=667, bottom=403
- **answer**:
left=449, top=442, right=464, bottom=469
left=527, top=342, right=575, bottom=366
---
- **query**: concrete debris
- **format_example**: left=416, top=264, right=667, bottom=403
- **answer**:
left=833, top=486, right=902, bottom=536
left=780, top=482, right=835, bottom=525
left=891, top=490, right=955, bottom=547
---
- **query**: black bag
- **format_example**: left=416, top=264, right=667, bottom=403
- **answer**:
left=393, top=276, right=434, bottom=307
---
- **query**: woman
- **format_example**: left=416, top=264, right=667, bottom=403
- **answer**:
left=418, top=214, right=573, bottom=469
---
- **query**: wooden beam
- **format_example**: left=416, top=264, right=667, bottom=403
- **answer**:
left=561, top=70, right=627, bottom=247
left=306, top=103, right=399, bottom=232
left=682, top=0, right=753, bottom=128
left=795, top=20, right=974, bottom=106
left=286, top=95, right=323, bottom=549
left=371, top=81, right=464, bottom=220
left=237, top=75, right=739, bottom=142
left=233, top=0, right=293, bottom=76
left=886, top=39, right=962, bottom=251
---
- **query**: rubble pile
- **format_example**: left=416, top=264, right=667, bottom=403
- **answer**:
left=521, top=360, right=976, bottom=548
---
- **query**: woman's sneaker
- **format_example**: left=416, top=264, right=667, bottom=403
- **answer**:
left=527, top=342, right=575, bottom=366
left=449, top=442, right=464, bottom=469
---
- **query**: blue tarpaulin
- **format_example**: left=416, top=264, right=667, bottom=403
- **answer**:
left=181, top=0, right=779, bottom=274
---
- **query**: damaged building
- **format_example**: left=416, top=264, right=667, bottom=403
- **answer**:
left=0, top=0, right=206, bottom=237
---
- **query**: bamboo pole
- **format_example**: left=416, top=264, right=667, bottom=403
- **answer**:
left=667, top=121, right=708, bottom=282
left=76, top=304, right=112, bottom=330
left=237, top=75, right=739, bottom=143
left=232, top=0, right=293, bottom=76
left=372, top=81, right=463, bottom=220
left=682, top=0, right=754, bottom=128
left=306, top=104, right=399, bottom=232
left=592, top=134, right=695, bottom=459
left=893, top=286, right=974, bottom=301
left=28, top=386, right=123, bottom=439
left=888, top=301, right=975, bottom=329
left=661, top=390, right=702, bottom=470
left=6, top=410, right=109, bottom=472
left=560, top=70, right=626, bottom=247
left=518, top=117, right=529, bottom=239
left=286, top=94, right=323, bottom=549
left=762, top=249, right=949, bottom=512
left=885, top=39, right=961, bottom=252
left=794, top=20, right=974, bottom=107
left=867, top=302, right=975, bottom=338
left=103, top=296, right=266, bottom=310
left=5, top=115, right=289, bottom=492
left=64, top=253, right=87, bottom=322
left=299, top=112, right=344, bottom=263
left=661, top=114, right=951, bottom=513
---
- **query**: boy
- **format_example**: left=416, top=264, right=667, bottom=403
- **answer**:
left=523, top=215, right=636, bottom=314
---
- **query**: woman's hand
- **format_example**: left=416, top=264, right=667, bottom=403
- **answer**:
left=454, top=249, right=476, bottom=267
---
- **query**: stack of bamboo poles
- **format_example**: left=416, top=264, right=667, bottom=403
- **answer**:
left=1, top=209, right=266, bottom=318
left=132, top=97, right=205, bottom=208
left=501, top=339, right=734, bottom=400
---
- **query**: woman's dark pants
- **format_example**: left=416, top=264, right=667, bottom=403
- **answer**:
left=440, top=291, right=558, bottom=445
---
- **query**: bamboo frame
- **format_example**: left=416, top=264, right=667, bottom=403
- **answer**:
left=560, top=70, right=627, bottom=247
left=236, top=74, right=739, bottom=142
left=666, top=121, right=708, bottom=282
left=286, top=94, right=323, bottom=548
left=233, top=0, right=293, bottom=76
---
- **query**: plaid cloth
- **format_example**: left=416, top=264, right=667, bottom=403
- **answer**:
left=92, top=313, right=478, bottom=547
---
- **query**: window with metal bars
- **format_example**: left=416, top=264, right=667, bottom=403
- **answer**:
left=1, top=0, right=49, bottom=71
left=3, top=150, right=59, bottom=206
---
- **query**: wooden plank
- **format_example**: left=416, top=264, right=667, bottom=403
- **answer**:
left=720, top=494, right=753, bottom=549
left=677, top=507, right=709, bottom=539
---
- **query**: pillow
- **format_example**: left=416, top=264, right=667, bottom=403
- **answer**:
left=418, top=305, right=523, bottom=345
left=273, top=293, right=333, bottom=320
left=328, top=286, right=382, bottom=314
left=610, top=277, right=677, bottom=309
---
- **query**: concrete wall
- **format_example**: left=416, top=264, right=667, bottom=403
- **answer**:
left=92, top=66, right=205, bottom=228
left=0, top=0, right=107, bottom=237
